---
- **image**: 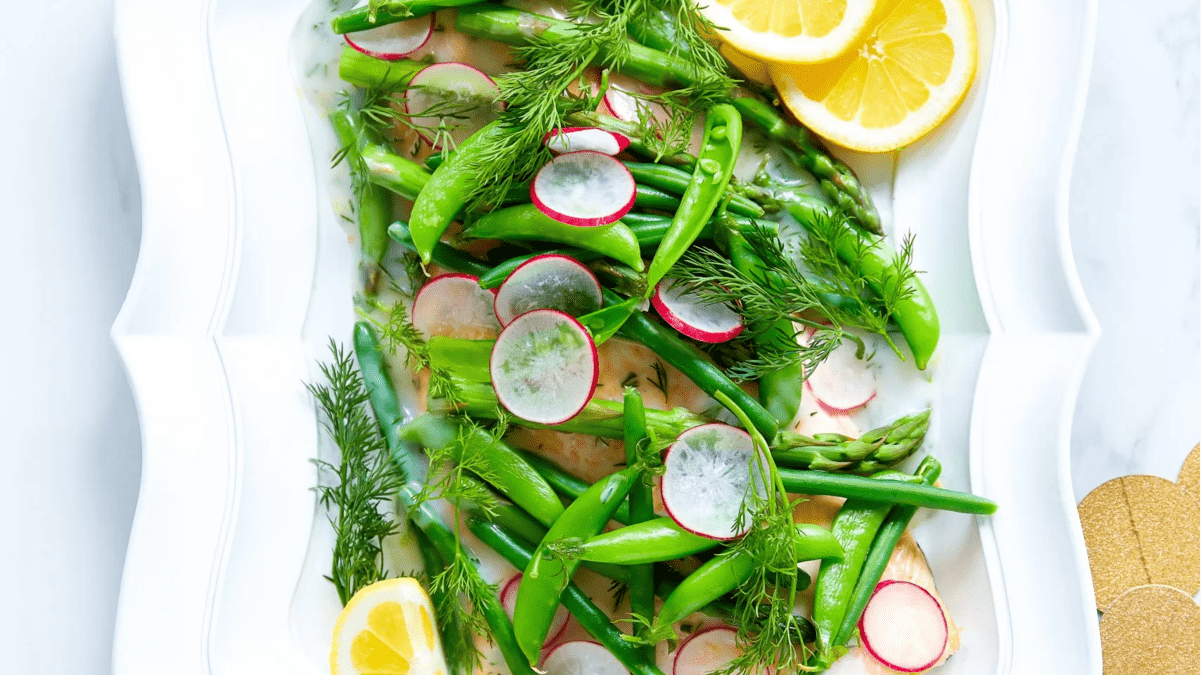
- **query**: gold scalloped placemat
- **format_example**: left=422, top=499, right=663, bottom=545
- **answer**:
left=1100, top=584, right=1199, bottom=675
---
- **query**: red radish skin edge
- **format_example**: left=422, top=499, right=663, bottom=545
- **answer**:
left=342, top=13, right=434, bottom=60
left=673, top=626, right=772, bottom=675
left=412, top=273, right=490, bottom=334
left=500, top=575, right=570, bottom=648
left=805, top=380, right=876, bottom=414
left=404, top=62, right=501, bottom=148
left=858, top=580, right=948, bottom=673
left=542, top=641, right=627, bottom=675
left=650, top=281, right=744, bottom=344
left=490, top=309, right=600, bottom=425
left=542, top=127, right=632, bottom=155
left=492, top=254, right=602, bottom=327
left=659, top=425, right=756, bottom=542
left=529, top=151, right=637, bottom=228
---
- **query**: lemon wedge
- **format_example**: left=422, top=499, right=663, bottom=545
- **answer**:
left=331, top=578, right=449, bottom=675
left=770, top=0, right=977, bottom=152
left=699, top=0, right=878, bottom=64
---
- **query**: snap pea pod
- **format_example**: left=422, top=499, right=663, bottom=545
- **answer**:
left=604, top=288, right=779, bottom=440
left=411, top=120, right=506, bottom=264
left=621, top=212, right=778, bottom=248
left=650, top=524, right=843, bottom=634
left=331, top=0, right=482, bottom=33
left=577, top=298, right=639, bottom=346
left=635, top=183, right=684, bottom=213
left=433, top=377, right=709, bottom=439
left=330, top=110, right=394, bottom=294
left=359, top=140, right=432, bottom=201
left=463, top=204, right=644, bottom=271
left=834, top=457, right=943, bottom=647
left=352, top=322, right=536, bottom=675
left=470, top=518, right=668, bottom=675
left=387, top=222, right=493, bottom=277
left=338, top=45, right=425, bottom=89
left=625, top=162, right=764, bottom=219
left=518, top=450, right=631, bottom=524
left=646, top=104, right=742, bottom=293
left=623, top=389, right=655, bottom=657
left=785, top=196, right=940, bottom=370
left=812, top=470, right=927, bottom=655
left=721, top=224, right=804, bottom=427
left=567, top=517, right=717, bottom=564
left=397, top=414, right=566, bottom=527
left=514, top=467, right=639, bottom=663
left=426, top=337, right=492, bottom=383
left=779, top=467, right=995, bottom=515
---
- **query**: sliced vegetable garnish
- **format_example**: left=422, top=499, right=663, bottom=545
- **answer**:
left=530, top=151, right=636, bottom=227
left=412, top=273, right=501, bottom=339
left=494, top=254, right=602, bottom=326
left=674, top=626, right=765, bottom=675
left=858, top=580, right=948, bottom=673
left=601, top=74, right=668, bottom=124
left=405, top=62, right=501, bottom=148
left=343, top=13, right=434, bottom=60
left=806, top=337, right=877, bottom=413
left=541, top=641, right=629, bottom=675
left=543, top=127, right=631, bottom=155
left=500, top=574, right=569, bottom=648
left=661, top=423, right=768, bottom=540
left=490, top=309, right=599, bottom=424
left=651, top=277, right=744, bottom=343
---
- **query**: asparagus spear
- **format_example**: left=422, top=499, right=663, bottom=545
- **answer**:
left=772, top=409, right=932, bottom=474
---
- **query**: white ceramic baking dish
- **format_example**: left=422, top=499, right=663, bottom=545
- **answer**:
left=110, top=0, right=1103, bottom=672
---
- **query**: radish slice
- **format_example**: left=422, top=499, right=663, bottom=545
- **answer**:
left=651, top=278, right=744, bottom=343
left=501, top=574, right=569, bottom=647
left=490, top=309, right=599, bottom=424
left=661, top=424, right=767, bottom=540
left=806, top=337, right=877, bottom=412
left=543, top=127, right=631, bottom=156
left=542, top=641, right=629, bottom=675
left=412, top=273, right=501, bottom=339
left=343, top=13, right=434, bottom=60
left=858, top=580, right=948, bottom=673
left=674, top=627, right=769, bottom=675
left=530, top=151, right=636, bottom=227
left=405, top=62, right=501, bottom=148
left=602, top=74, right=669, bottom=124
left=494, top=254, right=603, bottom=326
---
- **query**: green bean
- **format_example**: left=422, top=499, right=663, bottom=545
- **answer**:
left=411, top=120, right=506, bottom=264
left=634, top=183, right=683, bottom=212
left=626, top=162, right=764, bottom=219
left=518, top=450, right=631, bottom=524
left=621, top=212, right=779, bottom=248
left=423, top=151, right=447, bottom=172
left=477, top=249, right=599, bottom=289
left=646, top=104, right=743, bottom=292
left=330, top=110, right=394, bottom=294
left=338, top=45, right=425, bottom=89
left=464, top=204, right=644, bottom=271
left=469, top=518, right=668, bottom=675
left=514, top=467, right=639, bottom=663
left=352, top=322, right=536, bottom=675
left=605, top=289, right=778, bottom=440
left=833, top=457, right=943, bottom=647
left=388, top=222, right=493, bottom=277
left=722, top=225, right=804, bottom=427
left=397, top=414, right=566, bottom=527
left=779, top=467, right=995, bottom=514
left=650, top=523, right=842, bottom=635
left=785, top=196, right=940, bottom=370
left=623, top=389, right=655, bottom=655
left=331, top=0, right=481, bottom=33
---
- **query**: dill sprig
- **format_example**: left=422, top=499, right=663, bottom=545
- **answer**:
left=427, top=546, right=496, bottom=674
left=309, top=340, right=406, bottom=605
left=713, top=391, right=815, bottom=675
left=363, top=299, right=463, bottom=408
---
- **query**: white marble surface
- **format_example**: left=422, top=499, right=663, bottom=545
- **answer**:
left=0, top=0, right=1195, bottom=673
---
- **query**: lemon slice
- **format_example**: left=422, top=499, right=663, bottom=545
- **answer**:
left=699, top=0, right=877, bottom=64
left=331, top=578, right=449, bottom=675
left=770, top=0, right=977, bottom=152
